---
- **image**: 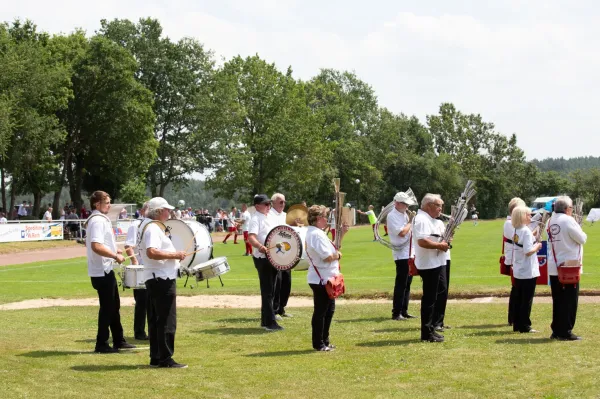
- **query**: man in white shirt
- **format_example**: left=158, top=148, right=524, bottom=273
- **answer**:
left=387, top=191, right=417, bottom=321
left=270, top=192, right=292, bottom=319
left=43, top=206, right=53, bottom=221
left=138, top=197, right=187, bottom=368
left=241, top=204, right=252, bottom=256
left=547, top=196, right=587, bottom=341
left=86, top=190, right=135, bottom=353
left=413, top=193, right=449, bottom=342
left=248, top=194, right=282, bottom=331
left=124, top=202, right=149, bottom=340
left=17, top=201, right=28, bottom=219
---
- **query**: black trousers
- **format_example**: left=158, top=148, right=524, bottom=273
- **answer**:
left=513, top=277, right=537, bottom=333
left=274, top=269, right=292, bottom=315
left=253, top=256, right=278, bottom=326
left=90, top=270, right=124, bottom=348
left=309, top=283, right=335, bottom=349
left=419, top=266, right=444, bottom=339
left=550, top=275, right=579, bottom=337
left=146, top=278, right=177, bottom=364
left=508, top=276, right=517, bottom=325
left=433, top=260, right=450, bottom=327
left=392, top=259, right=413, bottom=317
left=133, top=288, right=148, bottom=337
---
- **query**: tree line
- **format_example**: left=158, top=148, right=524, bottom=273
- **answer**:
left=1, top=17, right=599, bottom=220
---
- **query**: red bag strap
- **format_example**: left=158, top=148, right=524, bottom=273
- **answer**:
left=547, top=224, right=559, bottom=266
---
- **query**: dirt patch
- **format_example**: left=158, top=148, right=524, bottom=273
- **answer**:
left=3, top=294, right=600, bottom=311
left=0, top=246, right=87, bottom=267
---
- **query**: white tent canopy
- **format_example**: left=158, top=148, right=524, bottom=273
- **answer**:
left=587, top=208, right=600, bottom=223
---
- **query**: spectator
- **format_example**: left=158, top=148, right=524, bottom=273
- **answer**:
left=119, top=208, right=128, bottom=219
left=43, top=206, right=53, bottom=221
left=0, top=212, right=7, bottom=224
left=18, top=201, right=28, bottom=219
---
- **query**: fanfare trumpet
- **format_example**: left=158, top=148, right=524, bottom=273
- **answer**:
left=441, top=180, right=476, bottom=245
left=573, top=198, right=584, bottom=226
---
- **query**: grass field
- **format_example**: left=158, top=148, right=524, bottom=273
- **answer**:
left=1, top=219, right=598, bottom=304
left=2, top=303, right=599, bottom=398
left=2, top=219, right=600, bottom=398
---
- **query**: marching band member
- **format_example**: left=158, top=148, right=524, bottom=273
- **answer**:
left=357, top=205, right=378, bottom=241
left=306, top=205, right=343, bottom=351
left=510, top=206, right=542, bottom=333
left=270, top=193, right=292, bottom=319
left=386, top=191, right=417, bottom=321
left=222, top=206, right=239, bottom=244
left=124, top=202, right=149, bottom=340
left=138, top=197, right=187, bottom=368
left=86, top=191, right=135, bottom=353
left=413, top=194, right=449, bottom=342
left=547, top=196, right=587, bottom=340
left=248, top=194, right=282, bottom=331
left=241, top=204, right=252, bottom=256
left=503, top=198, right=527, bottom=326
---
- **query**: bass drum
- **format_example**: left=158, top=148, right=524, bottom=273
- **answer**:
left=164, top=219, right=213, bottom=272
left=264, top=225, right=309, bottom=271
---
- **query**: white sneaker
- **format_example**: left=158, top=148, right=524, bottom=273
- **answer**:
left=275, top=314, right=283, bottom=321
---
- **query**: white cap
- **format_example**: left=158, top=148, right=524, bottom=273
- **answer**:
left=393, top=192, right=417, bottom=206
left=147, top=197, right=175, bottom=212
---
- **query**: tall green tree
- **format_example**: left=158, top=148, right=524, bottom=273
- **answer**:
left=99, top=18, right=216, bottom=196
left=205, top=55, right=332, bottom=202
left=58, top=35, right=157, bottom=210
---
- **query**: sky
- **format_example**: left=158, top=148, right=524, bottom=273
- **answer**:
left=3, top=0, right=599, bottom=160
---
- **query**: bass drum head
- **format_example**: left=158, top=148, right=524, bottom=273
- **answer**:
left=289, top=226, right=309, bottom=271
left=164, top=220, right=194, bottom=269
left=264, top=225, right=303, bottom=271
left=164, top=219, right=213, bottom=270
left=184, top=220, right=213, bottom=263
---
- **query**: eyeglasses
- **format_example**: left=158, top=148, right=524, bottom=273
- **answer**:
left=277, top=200, right=286, bottom=204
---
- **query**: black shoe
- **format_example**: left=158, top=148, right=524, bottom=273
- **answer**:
left=558, top=333, right=582, bottom=341
left=135, top=334, right=149, bottom=340
left=315, top=346, right=332, bottom=352
left=422, top=335, right=444, bottom=343
left=115, top=342, right=137, bottom=350
left=402, top=313, right=418, bottom=319
left=150, top=359, right=160, bottom=368
left=264, top=323, right=284, bottom=331
left=94, top=345, right=118, bottom=354
left=432, top=331, right=444, bottom=339
left=434, top=326, right=444, bottom=332
left=324, top=343, right=336, bottom=349
left=159, top=360, right=188, bottom=368
left=383, top=233, right=389, bottom=236
left=392, top=315, right=406, bottom=321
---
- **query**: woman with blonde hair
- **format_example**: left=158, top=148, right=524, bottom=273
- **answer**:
left=503, top=197, right=526, bottom=326
left=305, top=205, right=343, bottom=351
left=510, top=205, right=542, bottom=333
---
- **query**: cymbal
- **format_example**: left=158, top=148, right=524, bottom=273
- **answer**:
left=286, top=204, right=308, bottom=226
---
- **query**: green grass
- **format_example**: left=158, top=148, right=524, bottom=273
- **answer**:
left=1, top=219, right=599, bottom=304
left=1, top=303, right=599, bottom=398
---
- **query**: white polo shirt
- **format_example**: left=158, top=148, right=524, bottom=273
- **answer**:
left=386, top=208, right=411, bottom=260
left=511, top=226, right=540, bottom=279
left=138, top=218, right=179, bottom=281
left=546, top=213, right=587, bottom=276
left=241, top=211, right=251, bottom=232
left=503, top=217, right=514, bottom=265
left=248, top=211, right=276, bottom=258
left=413, top=209, right=445, bottom=270
left=306, top=226, right=340, bottom=285
left=125, top=219, right=143, bottom=264
left=86, top=211, right=116, bottom=277
left=269, top=208, right=286, bottom=225
left=43, top=210, right=52, bottom=221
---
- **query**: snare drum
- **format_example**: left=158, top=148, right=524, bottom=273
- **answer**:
left=164, top=219, right=213, bottom=272
left=265, top=225, right=309, bottom=271
left=190, top=257, right=230, bottom=281
left=123, top=265, right=146, bottom=289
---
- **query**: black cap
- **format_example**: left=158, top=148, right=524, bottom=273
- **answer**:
left=253, top=194, right=271, bottom=205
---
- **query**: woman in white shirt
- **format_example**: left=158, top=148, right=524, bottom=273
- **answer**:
left=503, top=198, right=526, bottom=326
left=510, top=206, right=542, bottom=333
left=306, top=205, right=342, bottom=351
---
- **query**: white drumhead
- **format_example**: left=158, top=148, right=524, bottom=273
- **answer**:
left=265, top=225, right=303, bottom=271
left=192, top=256, right=228, bottom=271
left=125, top=265, right=144, bottom=271
left=164, top=219, right=213, bottom=270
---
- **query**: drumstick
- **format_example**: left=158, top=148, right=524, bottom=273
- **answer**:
left=185, top=247, right=205, bottom=256
left=184, top=228, right=206, bottom=253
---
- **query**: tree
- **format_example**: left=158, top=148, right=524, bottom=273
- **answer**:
left=205, top=56, right=333, bottom=202
left=58, top=35, right=157, bottom=210
left=99, top=18, right=216, bottom=196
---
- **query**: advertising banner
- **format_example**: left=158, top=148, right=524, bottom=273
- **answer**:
left=0, top=222, right=64, bottom=243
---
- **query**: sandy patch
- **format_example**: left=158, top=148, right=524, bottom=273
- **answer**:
left=2, top=294, right=600, bottom=311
